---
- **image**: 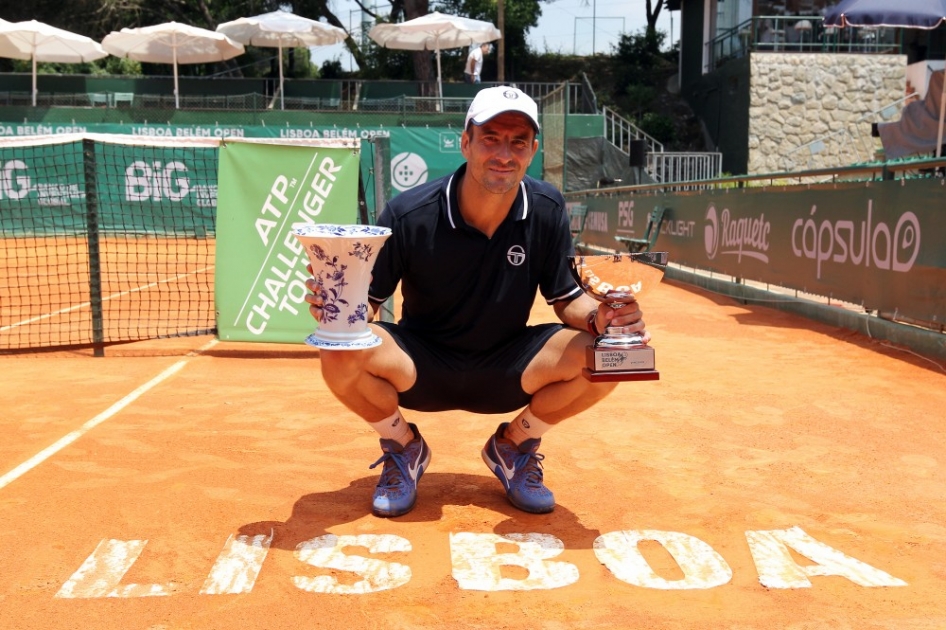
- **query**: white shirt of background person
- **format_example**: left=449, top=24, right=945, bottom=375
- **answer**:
left=466, top=43, right=489, bottom=83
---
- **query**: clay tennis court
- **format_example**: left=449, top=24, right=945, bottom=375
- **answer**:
left=1, top=277, right=945, bottom=629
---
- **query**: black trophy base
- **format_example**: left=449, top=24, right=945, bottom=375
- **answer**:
left=583, top=345, right=659, bottom=382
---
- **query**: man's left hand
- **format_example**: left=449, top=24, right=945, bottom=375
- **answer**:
left=593, top=300, right=650, bottom=344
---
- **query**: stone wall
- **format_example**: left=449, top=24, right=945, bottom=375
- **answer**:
left=748, top=53, right=906, bottom=174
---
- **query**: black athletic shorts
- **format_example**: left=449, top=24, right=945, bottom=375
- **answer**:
left=374, top=322, right=564, bottom=414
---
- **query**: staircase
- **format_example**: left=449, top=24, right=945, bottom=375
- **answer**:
left=602, top=106, right=663, bottom=156
left=601, top=106, right=722, bottom=183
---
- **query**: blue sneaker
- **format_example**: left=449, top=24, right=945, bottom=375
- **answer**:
left=481, top=422, right=555, bottom=514
left=368, top=423, right=431, bottom=517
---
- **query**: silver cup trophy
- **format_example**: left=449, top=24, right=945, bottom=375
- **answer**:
left=568, top=252, right=668, bottom=382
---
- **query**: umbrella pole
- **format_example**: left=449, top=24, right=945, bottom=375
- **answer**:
left=435, top=46, right=443, bottom=113
left=173, top=33, right=180, bottom=109
left=937, top=62, right=946, bottom=158
left=32, top=55, right=37, bottom=107
left=279, top=42, right=285, bottom=111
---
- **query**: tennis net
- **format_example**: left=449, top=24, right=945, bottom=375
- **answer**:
left=0, top=134, right=219, bottom=354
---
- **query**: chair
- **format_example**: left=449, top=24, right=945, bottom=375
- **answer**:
left=359, top=95, right=406, bottom=112
left=875, top=70, right=946, bottom=160
left=88, top=93, right=109, bottom=107
left=284, top=80, right=342, bottom=110
left=793, top=20, right=813, bottom=50
left=111, top=92, right=135, bottom=107
left=10, top=91, right=33, bottom=106
left=139, top=94, right=165, bottom=109
left=615, top=206, right=667, bottom=253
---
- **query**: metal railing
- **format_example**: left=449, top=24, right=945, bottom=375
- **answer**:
left=602, top=105, right=663, bottom=156
left=600, top=106, right=723, bottom=184
left=571, top=155, right=946, bottom=196
left=0, top=78, right=598, bottom=115
left=648, top=151, right=723, bottom=183
left=708, top=15, right=905, bottom=70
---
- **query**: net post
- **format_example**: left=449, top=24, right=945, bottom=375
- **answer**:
left=371, top=135, right=391, bottom=226
left=82, top=138, right=105, bottom=357
left=357, top=168, right=370, bottom=225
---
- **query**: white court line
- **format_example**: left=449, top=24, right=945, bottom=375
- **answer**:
left=0, top=338, right=219, bottom=491
left=0, top=266, right=215, bottom=332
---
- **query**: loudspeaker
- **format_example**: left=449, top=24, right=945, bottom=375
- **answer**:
left=629, top=140, right=647, bottom=168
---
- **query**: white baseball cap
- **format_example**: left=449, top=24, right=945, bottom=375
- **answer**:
left=465, top=86, right=540, bottom=134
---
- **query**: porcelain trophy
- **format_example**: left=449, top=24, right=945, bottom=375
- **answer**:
left=292, top=223, right=391, bottom=350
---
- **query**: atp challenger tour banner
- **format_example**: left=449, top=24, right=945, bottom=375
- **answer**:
left=215, top=139, right=361, bottom=343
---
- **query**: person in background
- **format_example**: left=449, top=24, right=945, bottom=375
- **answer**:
left=464, top=42, right=491, bottom=84
left=305, top=86, right=649, bottom=518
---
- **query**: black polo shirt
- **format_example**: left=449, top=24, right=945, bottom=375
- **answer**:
left=369, top=164, right=582, bottom=353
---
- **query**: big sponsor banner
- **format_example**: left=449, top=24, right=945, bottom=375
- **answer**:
left=0, top=141, right=86, bottom=233
left=97, top=142, right=218, bottom=235
left=0, top=140, right=217, bottom=235
left=215, top=139, right=361, bottom=343
left=570, top=180, right=946, bottom=326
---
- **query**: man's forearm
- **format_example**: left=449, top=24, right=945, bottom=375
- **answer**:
left=556, top=295, right=600, bottom=332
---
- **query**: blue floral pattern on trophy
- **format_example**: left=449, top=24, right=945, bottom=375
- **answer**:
left=293, top=224, right=392, bottom=346
left=306, top=242, right=351, bottom=327
left=304, top=241, right=381, bottom=328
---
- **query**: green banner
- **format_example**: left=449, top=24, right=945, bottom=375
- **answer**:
left=0, top=141, right=85, bottom=234
left=0, top=140, right=217, bottom=236
left=96, top=142, right=217, bottom=235
left=388, top=127, right=541, bottom=195
left=215, top=140, right=361, bottom=343
left=0, top=123, right=542, bottom=204
left=569, top=179, right=946, bottom=326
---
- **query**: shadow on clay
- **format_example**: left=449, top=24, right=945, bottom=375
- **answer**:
left=238, top=471, right=602, bottom=552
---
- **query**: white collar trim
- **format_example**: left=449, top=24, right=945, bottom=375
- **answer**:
left=446, top=175, right=528, bottom=229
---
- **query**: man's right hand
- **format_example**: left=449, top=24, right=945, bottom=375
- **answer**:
left=304, top=263, right=325, bottom=323
left=304, top=263, right=378, bottom=323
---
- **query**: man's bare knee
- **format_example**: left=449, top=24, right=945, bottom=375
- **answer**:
left=319, top=350, right=364, bottom=385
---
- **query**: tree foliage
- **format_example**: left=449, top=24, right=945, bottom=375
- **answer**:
left=0, top=1, right=702, bottom=149
left=0, top=0, right=547, bottom=82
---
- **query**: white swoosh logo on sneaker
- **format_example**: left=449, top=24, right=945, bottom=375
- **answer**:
left=407, top=448, right=429, bottom=482
left=485, top=451, right=516, bottom=483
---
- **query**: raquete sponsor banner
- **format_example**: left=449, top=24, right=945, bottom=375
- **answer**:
left=215, top=139, right=360, bottom=343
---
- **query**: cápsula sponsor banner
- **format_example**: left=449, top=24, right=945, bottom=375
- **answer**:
left=568, top=181, right=946, bottom=326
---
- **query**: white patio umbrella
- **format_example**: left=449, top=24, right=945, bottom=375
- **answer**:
left=217, top=10, right=347, bottom=110
left=102, top=22, right=244, bottom=109
left=368, top=12, right=500, bottom=103
left=0, top=20, right=108, bottom=106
